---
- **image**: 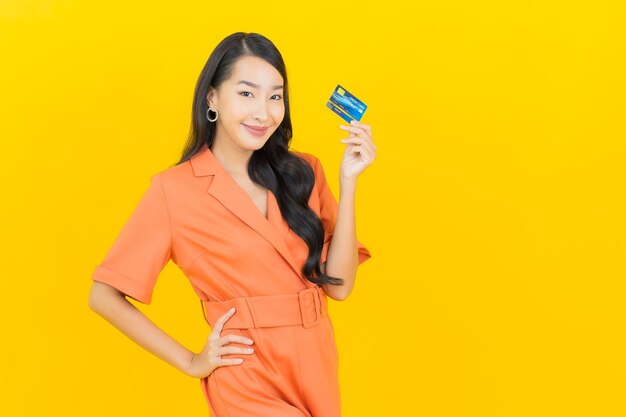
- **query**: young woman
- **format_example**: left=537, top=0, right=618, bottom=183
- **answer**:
left=88, top=32, right=376, bottom=417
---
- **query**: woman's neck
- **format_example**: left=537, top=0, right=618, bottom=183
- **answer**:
left=210, top=137, right=253, bottom=175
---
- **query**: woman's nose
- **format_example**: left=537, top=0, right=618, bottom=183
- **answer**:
left=252, top=103, right=269, bottom=121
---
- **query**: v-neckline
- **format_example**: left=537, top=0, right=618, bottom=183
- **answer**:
left=201, top=144, right=293, bottom=253
left=206, top=146, right=286, bottom=233
left=260, top=188, right=270, bottom=221
left=234, top=181, right=271, bottom=222
left=235, top=179, right=270, bottom=222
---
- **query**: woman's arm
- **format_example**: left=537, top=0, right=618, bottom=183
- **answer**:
left=88, top=281, right=195, bottom=375
left=321, top=179, right=359, bottom=301
left=320, top=120, right=376, bottom=301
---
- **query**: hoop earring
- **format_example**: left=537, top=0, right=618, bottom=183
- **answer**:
left=206, top=107, right=218, bottom=122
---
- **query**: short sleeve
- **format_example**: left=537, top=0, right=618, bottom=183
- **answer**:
left=312, top=156, right=372, bottom=266
left=91, top=175, right=172, bottom=304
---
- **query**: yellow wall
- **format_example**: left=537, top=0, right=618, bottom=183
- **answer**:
left=1, top=1, right=624, bottom=416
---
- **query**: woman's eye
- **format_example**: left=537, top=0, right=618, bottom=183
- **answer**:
left=239, top=91, right=282, bottom=100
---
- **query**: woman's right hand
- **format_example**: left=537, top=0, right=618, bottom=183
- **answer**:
left=186, top=307, right=255, bottom=378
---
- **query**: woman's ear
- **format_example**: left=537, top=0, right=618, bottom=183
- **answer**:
left=206, top=87, right=217, bottom=108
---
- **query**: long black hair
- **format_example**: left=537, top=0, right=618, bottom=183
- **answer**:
left=173, top=32, right=343, bottom=286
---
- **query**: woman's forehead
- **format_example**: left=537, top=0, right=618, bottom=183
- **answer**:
left=230, top=56, right=283, bottom=86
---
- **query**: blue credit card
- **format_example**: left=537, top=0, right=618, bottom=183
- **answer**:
left=326, top=84, right=367, bottom=123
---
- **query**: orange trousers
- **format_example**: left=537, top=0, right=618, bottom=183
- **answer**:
left=199, top=285, right=341, bottom=417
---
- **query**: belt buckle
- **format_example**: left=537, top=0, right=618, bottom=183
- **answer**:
left=298, top=286, right=321, bottom=328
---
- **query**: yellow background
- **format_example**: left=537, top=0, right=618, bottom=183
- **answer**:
left=1, top=1, right=625, bottom=416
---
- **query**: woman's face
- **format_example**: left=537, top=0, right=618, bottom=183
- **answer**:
left=207, top=55, right=285, bottom=152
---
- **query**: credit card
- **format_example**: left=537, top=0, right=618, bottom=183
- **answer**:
left=326, top=84, right=367, bottom=123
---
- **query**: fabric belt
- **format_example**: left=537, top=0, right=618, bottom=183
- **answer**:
left=200, top=285, right=328, bottom=329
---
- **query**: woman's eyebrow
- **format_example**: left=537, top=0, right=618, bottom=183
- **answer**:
left=236, top=80, right=284, bottom=90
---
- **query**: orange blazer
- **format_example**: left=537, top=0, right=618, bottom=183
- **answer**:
left=92, top=143, right=372, bottom=305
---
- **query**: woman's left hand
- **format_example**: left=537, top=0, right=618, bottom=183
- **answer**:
left=338, top=120, right=377, bottom=183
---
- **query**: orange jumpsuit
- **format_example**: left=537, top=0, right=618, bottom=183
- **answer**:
left=91, top=143, right=372, bottom=416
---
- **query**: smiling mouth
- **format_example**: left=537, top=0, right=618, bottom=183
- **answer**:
left=243, top=124, right=269, bottom=137
left=243, top=124, right=269, bottom=130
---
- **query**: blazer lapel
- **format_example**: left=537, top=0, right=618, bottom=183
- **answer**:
left=190, top=143, right=304, bottom=281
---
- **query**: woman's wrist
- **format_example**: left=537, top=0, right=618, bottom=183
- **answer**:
left=339, top=176, right=357, bottom=191
left=180, top=349, right=200, bottom=377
